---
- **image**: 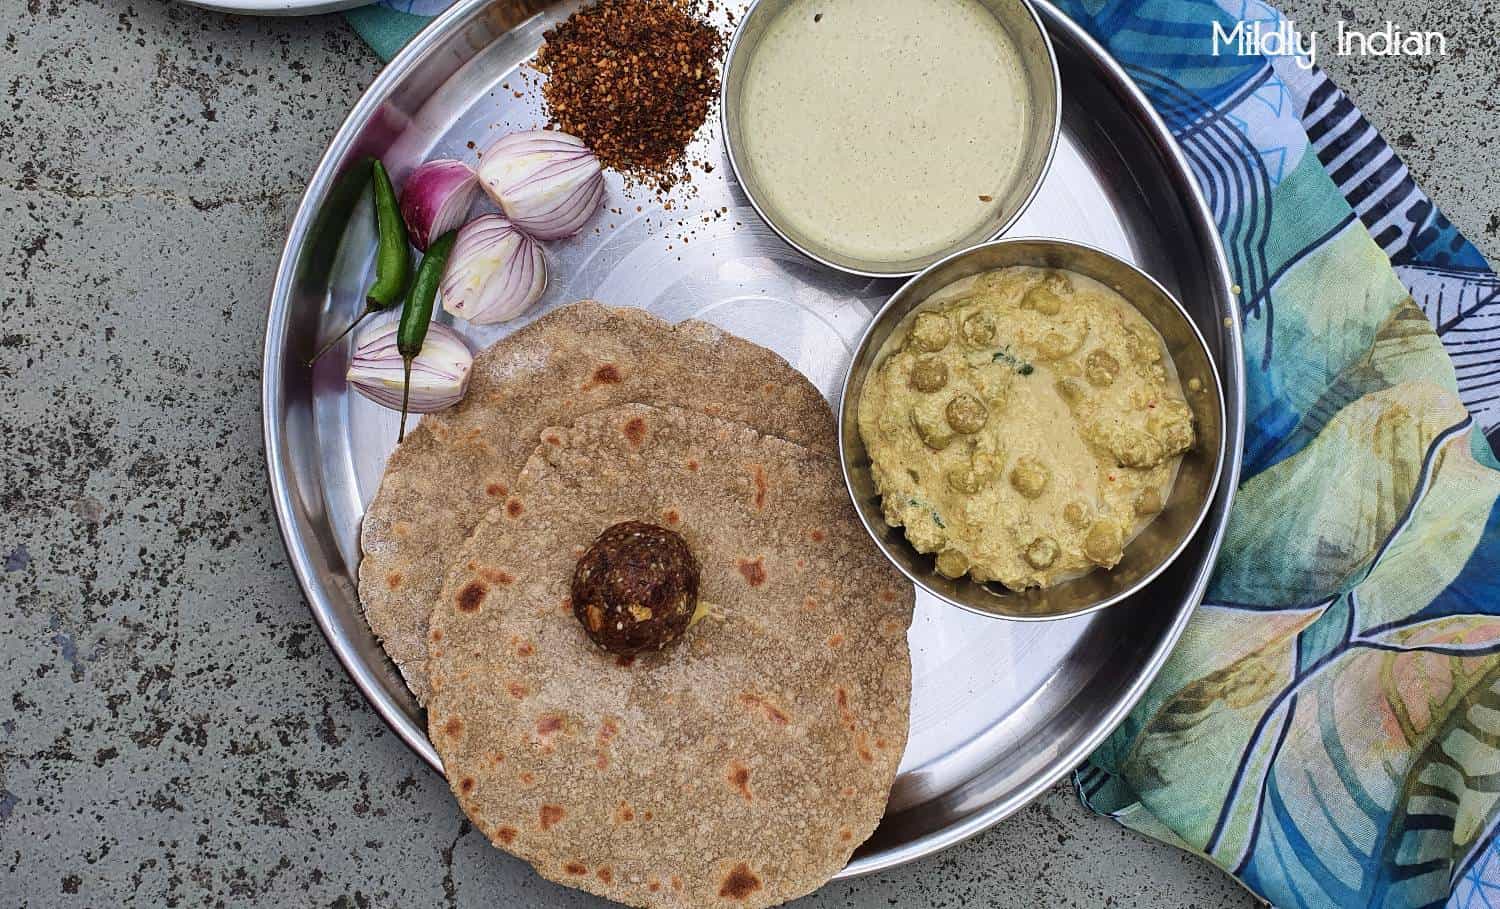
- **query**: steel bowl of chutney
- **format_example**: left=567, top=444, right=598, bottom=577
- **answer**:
left=720, top=0, right=1061, bottom=278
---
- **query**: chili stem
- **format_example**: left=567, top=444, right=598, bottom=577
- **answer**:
left=306, top=306, right=373, bottom=366
left=398, top=358, right=413, bottom=443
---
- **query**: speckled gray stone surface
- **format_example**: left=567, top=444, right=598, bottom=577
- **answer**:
left=0, top=0, right=1490, bottom=906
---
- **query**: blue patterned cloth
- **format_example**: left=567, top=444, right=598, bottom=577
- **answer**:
left=1055, top=3, right=1500, bottom=907
left=346, top=1, right=1500, bottom=904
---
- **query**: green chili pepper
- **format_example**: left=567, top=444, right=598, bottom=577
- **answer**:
left=307, top=160, right=412, bottom=365
left=395, top=229, right=457, bottom=443
left=367, top=160, right=413, bottom=309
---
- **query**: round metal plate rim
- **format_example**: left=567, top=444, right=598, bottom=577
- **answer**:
left=262, top=0, right=1248, bottom=881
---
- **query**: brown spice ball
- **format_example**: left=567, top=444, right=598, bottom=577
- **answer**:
left=571, top=521, right=701, bottom=655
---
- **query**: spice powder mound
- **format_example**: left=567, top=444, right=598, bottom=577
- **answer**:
left=535, top=0, right=725, bottom=192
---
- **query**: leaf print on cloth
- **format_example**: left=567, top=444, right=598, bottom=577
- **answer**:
left=1120, top=607, right=1318, bottom=851
left=1211, top=382, right=1470, bottom=607
left=1265, top=298, right=1455, bottom=468
left=1236, top=642, right=1500, bottom=907
left=1352, top=433, right=1500, bottom=643
left=1094, top=419, right=1500, bottom=905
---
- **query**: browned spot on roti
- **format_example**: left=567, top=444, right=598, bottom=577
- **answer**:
left=616, top=802, right=634, bottom=824
left=718, top=863, right=762, bottom=900
left=565, top=862, right=588, bottom=876
left=839, top=826, right=853, bottom=842
left=507, top=682, right=529, bottom=700
left=686, top=458, right=699, bottom=471
left=727, top=761, right=752, bottom=801
left=515, top=639, right=534, bottom=657
left=588, top=363, right=622, bottom=387
left=596, top=866, right=614, bottom=884
left=623, top=416, right=647, bottom=446
left=385, top=571, right=403, bottom=590
left=739, top=692, right=790, bottom=726
left=519, top=771, right=534, bottom=784
left=485, top=482, right=507, bottom=497
left=480, top=567, right=514, bottom=586
left=595, top=752, right=609, bottom=770
left=647, top=879, right=661, bottom=893
left=539, top=804, right=565, bottom=831
left=543, top=432, right=560, bottom=446
left=853, top=730, right=874, bottom=763
left=841, top=786, right=856, bottom=797
left=670, top=875, right=682, bottom=891
left=835, top=686, right=850, bottom=712
left=536, top=714, right=564, bottom=737
left=458, top=777, right=475, bottom=795
left=827, top=633, right=845, bottom=648
left=487, top=751, right=505, bottom=767
left=736, top=557, right=766, bottom=587
left=615, top=654, right=636, bottom=668
left=496, top=826, right=517, bottom=845
left=749, top=464, right=767, bottom=510
left=876, top=737, right=889, bottom=749
left=803, top=596, right=818, bottom=611
left=430, top=629, right=444, bottom=643
left=457, top=581, right=487, bottom=613
left=506, top=498, right=524, bottom=518
left=597, top=718, right=619, bottom=744
left=810, top=529, right=825, bottom=542
left=644, top=810, right=655, bottom=822
left=663, top=507, right=681, bottom=525
left=442, top=716, right=463, bottom=738
left=392, top=521, right=412, bottom=539
left=880, top=588, right=900, bottom=603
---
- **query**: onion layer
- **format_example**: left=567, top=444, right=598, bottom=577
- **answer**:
left=476, top=130, right=604, bottom=240
left=400, top=158, right=479, bottom=252
left=347, top=320, right=473, bottom=413
left=440, top=214, right=549, bottom=325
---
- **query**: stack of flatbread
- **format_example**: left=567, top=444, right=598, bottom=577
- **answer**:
left=358, top=302, right=914, bottom=907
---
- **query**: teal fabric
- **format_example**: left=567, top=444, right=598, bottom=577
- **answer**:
left=345, top=4, right=427, bottom=61
left=344, top=1, right=1500, bottom=904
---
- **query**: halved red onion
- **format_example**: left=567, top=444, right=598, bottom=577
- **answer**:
left=347, top=321, right=473, bottom=413
left=476, top=130, right=605, bottom=240
left=400, top=158, right=479, bottom=251
left=439, top=214, right=548, bottom=325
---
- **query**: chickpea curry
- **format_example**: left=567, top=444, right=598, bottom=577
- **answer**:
left=857, top=266, right=1196, bottom=590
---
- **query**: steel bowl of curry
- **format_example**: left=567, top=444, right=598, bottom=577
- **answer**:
left=839, top=238, right=1227, bottom=620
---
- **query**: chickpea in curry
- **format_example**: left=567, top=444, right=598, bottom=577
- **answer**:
left=856, top=266, right=1196, bottom=590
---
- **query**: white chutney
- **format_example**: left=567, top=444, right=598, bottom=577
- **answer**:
left=739, top=0, right=1030, bottom=263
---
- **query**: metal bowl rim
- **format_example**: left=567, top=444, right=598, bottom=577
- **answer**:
left=718, top=0, right=1063, bottom=279
left=262, top=0, right=1247, bottom=881
left=836, top=235, right=1228, bottom=623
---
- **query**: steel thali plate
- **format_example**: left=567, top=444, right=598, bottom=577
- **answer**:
left=263, top=0, right=1247, bottom=878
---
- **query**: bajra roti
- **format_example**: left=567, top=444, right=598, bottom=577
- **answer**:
left=359, top=302, right=837, bottom=703
left=427, top=403, right=914, bottom=908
